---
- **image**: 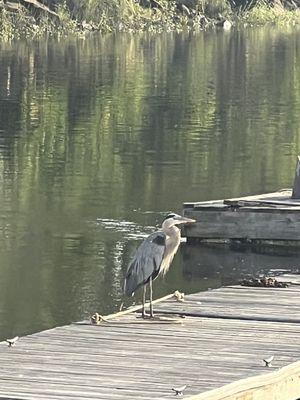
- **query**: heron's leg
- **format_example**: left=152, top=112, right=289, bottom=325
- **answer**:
left=142, top=285, right=146, bottom=318
left=149, top=276, right=154, bottom=318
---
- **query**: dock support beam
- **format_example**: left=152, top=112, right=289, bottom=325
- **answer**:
left=292, top=155, right=300, bottom=199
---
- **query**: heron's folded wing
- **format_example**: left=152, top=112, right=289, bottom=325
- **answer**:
left=124, top=232, right=166, bottom=296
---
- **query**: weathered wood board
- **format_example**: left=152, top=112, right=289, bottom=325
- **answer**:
left=183, top=189, right=300, bottom=241
left=156, top=285, right=300, bottom=322
left=188, top=361, right=300, bottom=400
left=183, top=190, right=294, bottom=209
left=0, top=282, right=300, bottom=399
left=183, top=208, right=300, bottom=240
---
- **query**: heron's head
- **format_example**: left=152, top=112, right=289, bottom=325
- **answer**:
left=162, top=213, right=196, bottom=229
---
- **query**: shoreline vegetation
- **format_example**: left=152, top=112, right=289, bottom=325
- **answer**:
left=0, top=0, right=300, bottom=40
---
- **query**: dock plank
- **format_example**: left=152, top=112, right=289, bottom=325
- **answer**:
left=157, top=285, right=300, bottom=322
left=184, top=189, right=294, bottom=209
left=0, top=282, right=300, bottom=399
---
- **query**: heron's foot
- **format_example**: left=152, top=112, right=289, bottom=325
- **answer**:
left=139, top=314, right=181, bottom=322
left=140, top=312, right=155, bottom=319
left=148, top=315, right=175, bottom=322
left=141, top=310, right=149, bottom=319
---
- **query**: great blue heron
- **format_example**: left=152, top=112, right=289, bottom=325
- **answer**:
left=124, top=213, right=196, bottom=318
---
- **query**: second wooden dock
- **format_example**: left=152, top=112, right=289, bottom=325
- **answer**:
left=183, top=189, right=300, bottom=243
left=182, top=156, right=300, bottom=244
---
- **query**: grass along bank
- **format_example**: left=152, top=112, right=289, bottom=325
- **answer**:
left=0, top=0, right=300, bottom=39
left=240, top=0, right=300, bottom=26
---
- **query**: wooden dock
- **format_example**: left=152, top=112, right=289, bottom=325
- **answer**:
left=182, top=157, right=300, bottom=244
left=182, top=188, right=300, bottom=243
left=0, top=276, right=300, bottom=399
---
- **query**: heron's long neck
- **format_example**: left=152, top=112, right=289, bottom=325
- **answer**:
left=160, top=226, right=181, bottom=276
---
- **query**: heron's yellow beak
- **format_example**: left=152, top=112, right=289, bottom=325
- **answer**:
left=181, top=216, right=196, bottom=224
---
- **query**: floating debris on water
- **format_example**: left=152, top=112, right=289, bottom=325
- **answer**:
left=241, top=277, right=289, bottom=288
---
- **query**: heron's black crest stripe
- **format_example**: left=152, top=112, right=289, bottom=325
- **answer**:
left=164, top=213, right=176, bottom=220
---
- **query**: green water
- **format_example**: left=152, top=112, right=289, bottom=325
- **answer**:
left=0, top=28, right=300, bottom=340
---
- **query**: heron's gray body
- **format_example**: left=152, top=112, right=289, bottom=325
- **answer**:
left=124, top=225, right=182, bottom=296
left=123, top=213, right=195, bottom=317
left=124, top=231, right=166, bottom=296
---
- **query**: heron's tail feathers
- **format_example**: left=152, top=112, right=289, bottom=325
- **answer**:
left=123, top=269, right=136, bottom=296
left=124, top=259, right=145, bottom=296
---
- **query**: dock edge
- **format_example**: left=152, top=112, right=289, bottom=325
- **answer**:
left=186, top=360, right=300, bottom=400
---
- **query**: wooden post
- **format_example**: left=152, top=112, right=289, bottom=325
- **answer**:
left=292, top=156, right=300, bottom=198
